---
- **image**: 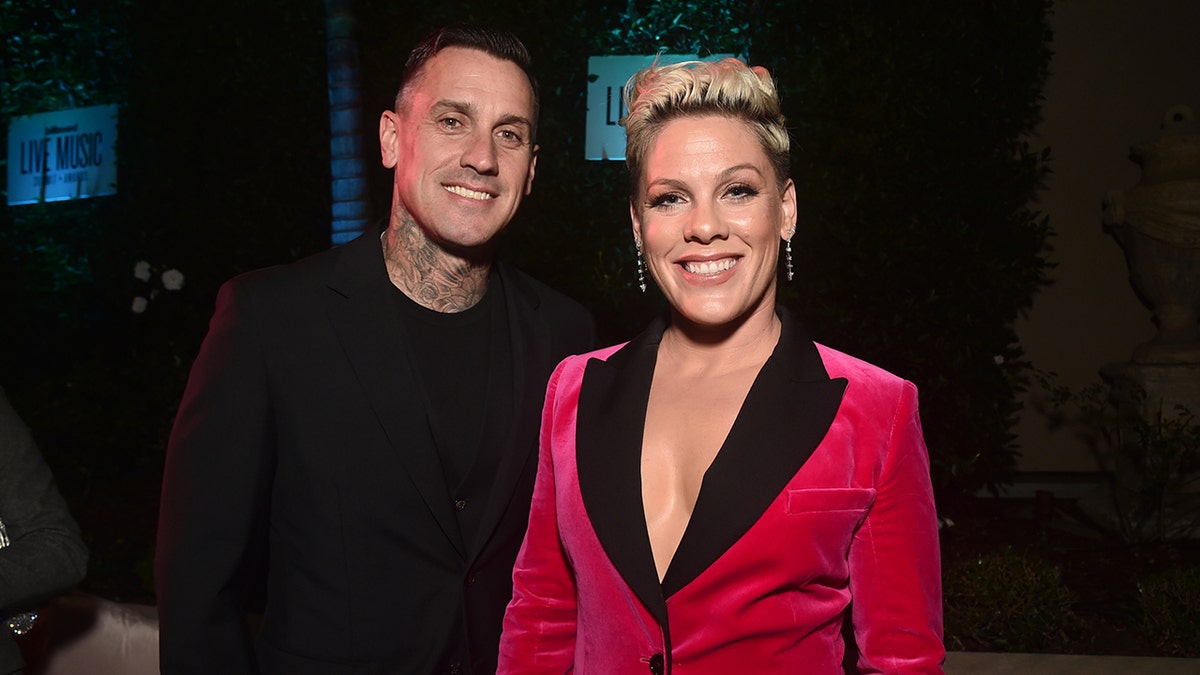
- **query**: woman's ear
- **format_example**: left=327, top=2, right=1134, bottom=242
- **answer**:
left=780, top=178, right=797, bottom=240
left=630, top=199, right=643, bottom=246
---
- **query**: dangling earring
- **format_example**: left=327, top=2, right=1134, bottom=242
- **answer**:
left=785, top=230, right=794, bottom=282
left=635, top=239, right=647, bottom=293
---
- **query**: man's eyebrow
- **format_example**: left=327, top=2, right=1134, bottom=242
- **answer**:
left=428, top=99, right=474, bottom=117
left=496, top=113, right=534, bottom=131
left=428, top=99, right=532, bottom=131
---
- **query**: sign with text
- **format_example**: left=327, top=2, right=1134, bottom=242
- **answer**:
left=585, top=54, right=733, bottom=161
left=7, top=104, right=119, bottom=205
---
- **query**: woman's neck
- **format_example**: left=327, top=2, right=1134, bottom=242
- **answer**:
left=659, top=303, right=782, bottom=375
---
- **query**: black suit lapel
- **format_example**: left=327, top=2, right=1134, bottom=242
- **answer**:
left=661, top=310, right=847, bottom=597
left=577, top=315, right=669, bottom=628
left=466, top=266, right=546, bottom=562
left=325, top=231, right=465, bottom=559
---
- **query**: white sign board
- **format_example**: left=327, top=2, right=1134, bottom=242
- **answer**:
left=586, top=54, right=733, bottom=161
left=7, top=104, right=119, bottom=205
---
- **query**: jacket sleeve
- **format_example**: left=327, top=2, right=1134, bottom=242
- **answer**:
left=0, top=386, right=89, bottom=613
left=155, top=278, right=273, bottom=674
left=498, top=358, right=579, bottom=673
left=849, top=380, right=945, bottom=674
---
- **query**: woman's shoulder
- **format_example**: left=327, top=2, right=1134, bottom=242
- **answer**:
left=554, top=342, right=626, bottom=376
left=814, top=342, right=914, bottom=392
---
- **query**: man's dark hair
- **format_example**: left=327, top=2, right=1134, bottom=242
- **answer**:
left=396, top=23, right=540, bottom=141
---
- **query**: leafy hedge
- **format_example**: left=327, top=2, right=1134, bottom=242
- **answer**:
left=3, top=1, right=1053, bottom=551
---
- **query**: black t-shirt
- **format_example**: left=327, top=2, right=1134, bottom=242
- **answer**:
left=391, top=273, right=513, bottom=546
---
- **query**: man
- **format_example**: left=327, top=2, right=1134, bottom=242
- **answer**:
left=155, top=23, right=594, bottom=674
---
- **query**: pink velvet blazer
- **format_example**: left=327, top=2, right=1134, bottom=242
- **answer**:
left=499, top=312, right=944, bottom=674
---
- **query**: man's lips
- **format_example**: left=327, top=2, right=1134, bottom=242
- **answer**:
left=444, top=184, right=495, bottom=201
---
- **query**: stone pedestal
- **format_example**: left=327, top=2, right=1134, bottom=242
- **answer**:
left=1103, top=104, right=1200, bottom=365
left=1089, top=105, right=1200, bottom=540
left=1100, top=362, right=1200, bottom=421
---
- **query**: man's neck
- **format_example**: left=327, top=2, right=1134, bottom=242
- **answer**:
left=381, top=212, right=493, bottom=313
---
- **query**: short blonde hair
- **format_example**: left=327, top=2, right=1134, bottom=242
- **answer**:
left=620, top=58, right=790, bottom=194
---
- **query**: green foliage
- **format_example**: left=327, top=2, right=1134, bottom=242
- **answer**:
left=2, top=0, right=328, bottom=602
left=5, top=0, right=1054, bottom=602
left=1040, top=374, right=1200, bottom=544
left=1138, top=565, right=1200, bottom=657
left=944, top=546, right=1084, bottom=653
left=766, top=2, right=1054, bottom=498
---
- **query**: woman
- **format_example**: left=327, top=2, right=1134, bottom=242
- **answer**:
left=499, top=58, right=943, bottom=673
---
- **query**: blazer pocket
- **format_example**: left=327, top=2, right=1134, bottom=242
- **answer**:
left=785, top=487, right=875, bottom=515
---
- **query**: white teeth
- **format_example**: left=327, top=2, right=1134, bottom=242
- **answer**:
left=445, top=185, right=493, bottom=200
left=684, top=258, right=737, bottom=275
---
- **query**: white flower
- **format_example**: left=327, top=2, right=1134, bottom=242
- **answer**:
left=134, top=260, right=152, bottom=281
left=993, top=355, right=1005, bottom=366
left=131, top=296, right=149, bottom=313
left=161, top=268, right=185, bottom=291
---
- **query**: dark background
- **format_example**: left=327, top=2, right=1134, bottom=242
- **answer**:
left=3, top=0, right=1053, bottom=604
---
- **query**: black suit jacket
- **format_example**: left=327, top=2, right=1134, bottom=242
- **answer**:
left=155, top=230, right=594, bottom=674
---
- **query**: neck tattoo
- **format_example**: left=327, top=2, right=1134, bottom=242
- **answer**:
left=381, top=215, right=491, bottom=313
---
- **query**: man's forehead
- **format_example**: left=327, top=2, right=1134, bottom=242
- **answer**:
left=414, top=47, right=531, bottom=96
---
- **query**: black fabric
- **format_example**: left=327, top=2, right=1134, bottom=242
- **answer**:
left=156, top=229, right=596, bottom=674
left=394, top=281, right=492, bottom=491
left=0, top=386, right=89, bottom=675
left=393, top=272, right=516, bottom=550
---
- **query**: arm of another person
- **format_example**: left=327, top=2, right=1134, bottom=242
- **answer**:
left=849, top=380, right=945, bottom=674
left=0, top=387, right=88, bottom=614
left=155, top=279, right=274, bottom=674
left=498, top=359, right=580, bottom=673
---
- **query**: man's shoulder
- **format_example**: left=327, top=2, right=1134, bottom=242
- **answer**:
left=221, top=234, right=365, bottom=298
left=497, top=262, right=590, bottom=320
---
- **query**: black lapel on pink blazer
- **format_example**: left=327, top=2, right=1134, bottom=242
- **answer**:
left=577, top=314, right=668, bottom=628
left=661, top=310, right=846, bottom=597
left=325, top=230, right=465, bottom=559
left=576, top=309, right=848, bottom=616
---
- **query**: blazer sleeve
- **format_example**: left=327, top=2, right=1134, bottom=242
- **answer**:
left=849, top=380, right=945, bottom=674
left=498, top=358, right=580, bottom=673
left=155, top=278, right=273, bottom=674
left=0, top=386, right=88, bottom=613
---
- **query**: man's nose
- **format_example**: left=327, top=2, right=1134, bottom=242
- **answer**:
left=461, top=130, right=499, bottom=175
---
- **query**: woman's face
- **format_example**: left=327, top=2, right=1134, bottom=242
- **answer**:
left=632, top=114, right=796, bottom=331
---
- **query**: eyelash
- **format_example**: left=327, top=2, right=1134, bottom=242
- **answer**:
left=498, top=129, right=524, bottom=146
left=647, top=192, right=682, bottom=209
left=726, top=183, right=759, bottom=199
left=646, top=184, right=760, bottom=209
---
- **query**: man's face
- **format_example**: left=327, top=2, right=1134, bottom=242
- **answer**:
left=379, top=47, right=538, bottom=253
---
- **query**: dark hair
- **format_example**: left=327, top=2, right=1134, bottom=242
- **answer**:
left=396, top=23, right=540, bottom=141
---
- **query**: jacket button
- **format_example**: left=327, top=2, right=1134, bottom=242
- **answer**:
left=648, top=653, right=664, bottom=675
left=454, top=499, right=468, bottom=511
left=449, top=662, right=463, bottom=675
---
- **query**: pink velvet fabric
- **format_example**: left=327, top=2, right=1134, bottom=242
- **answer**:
left=499, top=343, right=944, bottom=674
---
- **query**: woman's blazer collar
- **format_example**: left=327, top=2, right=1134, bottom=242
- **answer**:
left=576, top=308, right=848, bottom=625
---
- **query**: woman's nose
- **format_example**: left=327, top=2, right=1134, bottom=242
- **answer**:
left=684, top=199, right=728, bottom=243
